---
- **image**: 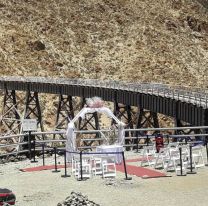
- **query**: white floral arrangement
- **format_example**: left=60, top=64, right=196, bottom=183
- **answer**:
left=86, top=96, right=104, bottom=108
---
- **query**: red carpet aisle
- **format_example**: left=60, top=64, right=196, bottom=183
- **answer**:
left=20, top=165, right=66, bottom=172
left=20, top=159, right=167, bottom=178
left=115, top=164, right=167, bottom=178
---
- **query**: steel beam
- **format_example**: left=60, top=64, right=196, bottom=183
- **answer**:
left=53, top=95, right=75, bottom=140
left=23, top=91, right=43, bottom=130
left=0, top=77, right=207, bottom=133
left=134, top=107, right=159, bottom=147
left=174, top=119, right=205, bottom=142
left=135, top=108, right=159, bottom=131
left=78, top=98, right=100, bottom=149
left=112, top=102, right=135, bottom=150
left=17, top=91, right=44, bottom=152
left=0, top=89, right=21, bottom=135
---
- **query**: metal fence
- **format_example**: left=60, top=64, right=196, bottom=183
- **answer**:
left=0, top=76, right=207, bottom=108
left=0, top=126, right=208, bottom=158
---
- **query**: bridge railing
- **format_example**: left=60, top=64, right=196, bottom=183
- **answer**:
left=0, top=76, right=208, bottom=108
left=0, top=126, right=208, bottom=158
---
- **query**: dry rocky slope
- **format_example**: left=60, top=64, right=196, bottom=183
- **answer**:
left=0, top=0, right=208, bottom=88
left=198, top=0, right=208, bottom=8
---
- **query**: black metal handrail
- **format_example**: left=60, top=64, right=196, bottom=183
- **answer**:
left=0, top=76, right=207, bottom=108
left=0, top=128, right=208, bottom=157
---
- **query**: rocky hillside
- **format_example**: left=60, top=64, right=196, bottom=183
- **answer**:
left=198, top=0, right=208, bottom=8
left=0, top=0, right=208, bottom=88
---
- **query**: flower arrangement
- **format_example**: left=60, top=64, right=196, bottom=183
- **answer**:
left=86, top=96, right=104, bottom=108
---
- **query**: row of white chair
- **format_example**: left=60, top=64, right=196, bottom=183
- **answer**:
left=140, top=143, right=205, bottom=175
left=71, top=155, right=117, bottom=179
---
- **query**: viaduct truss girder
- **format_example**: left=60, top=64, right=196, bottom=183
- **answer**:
left=0, top=76, right=207, bottom=138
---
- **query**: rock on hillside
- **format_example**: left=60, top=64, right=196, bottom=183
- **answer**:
left=198, top=0, right=208, bottom=9
left=0, top=0, right=208, bottom=88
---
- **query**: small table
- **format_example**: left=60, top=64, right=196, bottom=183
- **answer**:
left=96, top=145, right=124, bottom=164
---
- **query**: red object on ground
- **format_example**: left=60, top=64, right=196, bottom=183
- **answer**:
left=155, top=135, right=164, bottom=153
left=0, top=189, right=16, bottom=205
left=20, top=159, right=167, bottom=178
left=20, top=164, right=67, bottom=172
left=115, top=164, right=167, bottom=178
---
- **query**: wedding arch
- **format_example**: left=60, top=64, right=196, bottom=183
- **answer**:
left=66, top=97, right=125, bottom=158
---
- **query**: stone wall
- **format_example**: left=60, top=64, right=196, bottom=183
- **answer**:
left=197, top=0, right=208, bottom=8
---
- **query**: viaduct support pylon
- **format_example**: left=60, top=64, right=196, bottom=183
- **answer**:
left=78, top=98, right=100, bottom=150
left=54, top=95, right=75, bottom=140
left=0, top=89, right=21, bottom=135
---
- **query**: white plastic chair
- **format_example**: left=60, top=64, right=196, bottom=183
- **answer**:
left=191, top=145, right=205, bottom=169
left=91, top=157, right=103, bottom=176
left=140, top=145, right=156, bottom=167
left=102, top=156, right=116, bottom=178
left=154, top=147, right=170, bottom=169
left=164, top=148, right=188, bottom=175
left=71, top=155, right=79, bottom=175
left=73, top=156, right=92, bottom=179
left=167, top=142, right=179, bottom=149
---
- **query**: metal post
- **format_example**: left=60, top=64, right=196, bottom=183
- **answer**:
left=180, top=147, right=183, bottom=176
left=52, top=147, right=60, bottom=173
left=78, top=151, right=83, bottom=181
left=185, top=137, right=188, bottom=145
left=146, top=135, right=149, bottom=146
left=187, top=144, right=196, bottom=174
left=167, top=135, right=170, bottom=144
left=177, top=147, right=186, bottom=176
left=61, top=149, right=71, bottom=178
left=122, top=151, right=132, bottom=180
left=31, top=140, right=38, bottom=163
left=136, top=137, right=139, bottom=153
left=205, top=141, right=208, bottom=166
left=42, top=143, right=45, bottom=166
left=28, top=131, right=32, bottom=160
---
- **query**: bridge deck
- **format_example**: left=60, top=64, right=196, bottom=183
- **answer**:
left=0, top=76, right=207, bottom=126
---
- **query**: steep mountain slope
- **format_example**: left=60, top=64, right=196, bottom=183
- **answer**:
left=0, top=0, right=208, bottom=88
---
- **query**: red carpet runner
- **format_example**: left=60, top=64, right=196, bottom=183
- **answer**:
left=20, top=159, right=167, bottom=178
left=20, top=165, right=66, bottom=172
left=116, top=164, right=167, bottom=178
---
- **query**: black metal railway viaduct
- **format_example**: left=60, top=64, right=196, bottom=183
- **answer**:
left=0, top=77, right=207, bottom=142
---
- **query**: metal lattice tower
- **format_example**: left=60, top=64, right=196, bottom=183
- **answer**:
left=174, top=119, right=205, bottom=142
left=0, top=89, right=21, bottom=135
left=112, top=102, right=135, bottom=149
left=136, top=108, right=159, bottom=131
left=22, top=91, right=44, bottom=135
left=16, top=91, right=44, bottom=151
left=78, top=98, right=100, bottom=149
left=53, top=95, right=75, bottom=139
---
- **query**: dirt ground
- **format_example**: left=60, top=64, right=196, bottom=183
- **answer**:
left=0, top=150, right=208, bottom=206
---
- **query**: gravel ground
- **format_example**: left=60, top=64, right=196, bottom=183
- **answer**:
left=0, top=150, right=208, bottom=206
